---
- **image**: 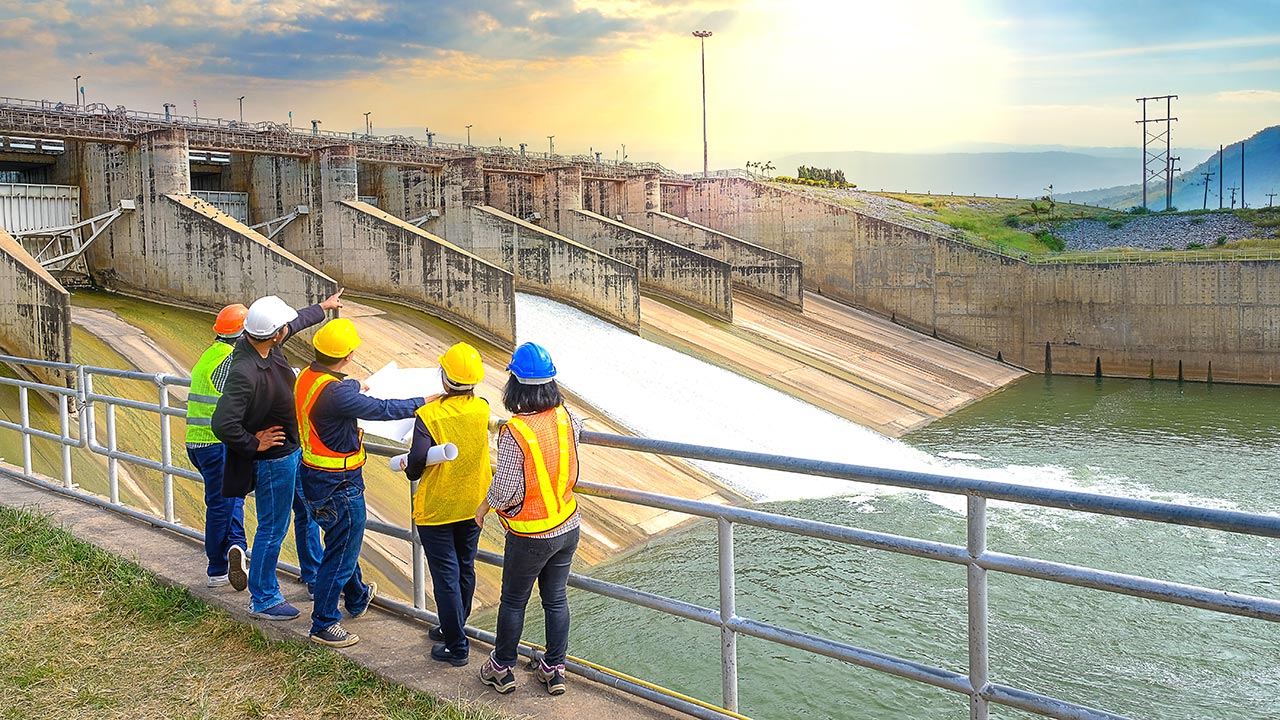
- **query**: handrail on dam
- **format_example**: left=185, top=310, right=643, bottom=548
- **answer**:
left=1, top=353, right=1275, bottom=720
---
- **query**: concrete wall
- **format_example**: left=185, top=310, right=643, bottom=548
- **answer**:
left=332, top=201, right=516, bottom=346
left=646, top=210, right=803, bottom=309
left=237, top=154, right=311, bottom=251
left=0, top=227, right=71, bottom=385
left=484, top=172, right=541, bottom=222
left=565, top=208, right=733, bottom=321
left=687, top=177, right=1280, bottom=383
left=467, top=205, right=639, bottom=332
left=367, top=163, right=444, bottom=236
left=660, top=182, right=689, bottom=218
left=443, top=157, right=485, bottom=247
left=582, top=177, right=623, bottom=218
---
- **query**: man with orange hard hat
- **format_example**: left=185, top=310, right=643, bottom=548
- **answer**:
left=185, top=303, right=250, bottom=588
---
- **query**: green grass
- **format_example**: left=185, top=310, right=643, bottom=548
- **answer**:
left=878, top=193, right=1125, bottom=254
left=0, top=505, right=506, bottom=720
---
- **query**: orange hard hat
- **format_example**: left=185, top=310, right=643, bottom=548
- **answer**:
left=213, top=304, right=249, bottom=337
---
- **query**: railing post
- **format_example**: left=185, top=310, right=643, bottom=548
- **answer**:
left=967, top=495, right=990, bottom=720
left=19, top=386, right=31, bottom=477
left=158, top=381, right=174, bottom=523
left=410, top=478, right=426, bottom=609
left=717, top=516, right=739, bottom=712
left=106, top=403, right=119, bottom=505
left=81, top=369, right=97, bottom=447
left=58, top=393, right=73, bottom=488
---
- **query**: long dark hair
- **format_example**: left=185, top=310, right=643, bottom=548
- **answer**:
left=503, top=375, right=563, bottom=414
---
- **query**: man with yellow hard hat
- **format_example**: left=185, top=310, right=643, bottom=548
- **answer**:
left=295, top=318, right=428, bottom=647
left=185, top=303, right=249, bottom=589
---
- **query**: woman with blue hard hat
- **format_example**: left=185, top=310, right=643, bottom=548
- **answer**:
left=476, top=341, right=582, bottom=697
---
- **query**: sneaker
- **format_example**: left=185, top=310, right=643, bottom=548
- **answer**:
left=532, top=658, right=567, bottom=696
left=311, top=622, right=359, bottom=648
left=247, top=600, right=300, bottom=621
left=307, top=582, right=315, bottom=601
left=227, top=546, right=248, bottom=592
left=428, top=625, right=445, bottom=642
left=349, top=581, right=378, bottom=619
left=430, top=642, right=469, bottom=667
left=480, top=656, right=516, bottom=694
left=206, top=574, right=230, bottom=588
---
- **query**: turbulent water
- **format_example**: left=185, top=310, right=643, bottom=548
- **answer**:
left=513, top=294, right=1280, bottom=720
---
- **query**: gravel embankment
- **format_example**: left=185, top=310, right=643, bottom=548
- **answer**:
left=1052, top=213, right=1264, bottom=251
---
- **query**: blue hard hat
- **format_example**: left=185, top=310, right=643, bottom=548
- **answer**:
left=507, top=342, right=557, bottom=384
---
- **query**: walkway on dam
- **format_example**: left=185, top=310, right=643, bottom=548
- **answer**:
left=0, top=471, right=685, bottom=720
left=641, top=291, right=1025, bottom=436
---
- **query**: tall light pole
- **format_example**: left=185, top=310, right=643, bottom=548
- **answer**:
left=73, top=75, right=81, bottom=106
left=466, top=124, right=473, bottom=146
left=238, top=96, right=245, bottom=122
left=548, top=135, right=555, bottom=157
left=693, top=30, right=713, bottom=177
left=363, top=112, right=371, bottom=136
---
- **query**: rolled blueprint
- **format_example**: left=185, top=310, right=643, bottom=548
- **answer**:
left=389, top=442, right=459, bottom=471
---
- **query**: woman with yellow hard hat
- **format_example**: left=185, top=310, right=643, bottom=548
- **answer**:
left=403, top=342, right=493, bottom=666
left=295, top=318, right=427, bottom=648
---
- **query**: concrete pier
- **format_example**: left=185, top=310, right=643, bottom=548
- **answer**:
left=467, top=205, right=640, bottom=332
left=285, top=147, right=515, bottom=346
left=80, top=129, right=336, bottom=312
left=645, top=210, right=803, bottom=309
left=566, top=208, right=733, bottom=321
left=0, top=227, right=70, bottom=384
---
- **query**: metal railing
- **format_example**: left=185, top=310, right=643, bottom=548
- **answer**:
left=1, top=353, right=1277, bottom=720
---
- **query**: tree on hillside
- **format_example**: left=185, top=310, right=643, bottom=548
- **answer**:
left=1042, top=183, right=1056, bottom=221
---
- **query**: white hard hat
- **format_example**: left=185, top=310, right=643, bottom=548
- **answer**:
left=244, top=296, right=298, bottom=339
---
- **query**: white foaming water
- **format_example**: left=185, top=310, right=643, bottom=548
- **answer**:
left=515, top=294, right=1231, bottom=512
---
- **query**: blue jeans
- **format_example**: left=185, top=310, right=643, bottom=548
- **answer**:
left=304, top=483, right=373, bottom=635
left=417, top=520, right=483, bottom=655
left=293, top=483, right=322, bottom=585
left=493, top=527, right=579, bottom=667
left=186, top=444, right=246, bottom=577
left=247, top=449, right=321, bottom=612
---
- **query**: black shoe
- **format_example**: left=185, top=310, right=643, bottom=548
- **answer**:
left=310, top=621, right=359, bottom=648
left=428, top=625, right=445, bottom=642
left=430, top=642, right=469, bottom=667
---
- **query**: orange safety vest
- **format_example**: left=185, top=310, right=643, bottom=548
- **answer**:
left=499, top=405, right=578, bottom=536
left=295, top=367, right=367, bottom=472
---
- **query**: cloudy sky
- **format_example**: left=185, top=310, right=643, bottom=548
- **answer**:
left=1, top=0, right=1277, bottom=171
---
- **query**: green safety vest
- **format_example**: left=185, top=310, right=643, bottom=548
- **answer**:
left=184, top=340, right=235, bottom=444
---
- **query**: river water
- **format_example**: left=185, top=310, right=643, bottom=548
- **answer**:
left=511, top=294, right=1280, bottom=720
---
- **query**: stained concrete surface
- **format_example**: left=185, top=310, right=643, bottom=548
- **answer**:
left=0, top=470, right=687, bottom=720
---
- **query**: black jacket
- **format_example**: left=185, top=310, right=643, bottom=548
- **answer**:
left=211, top=304, right=326, bottom=497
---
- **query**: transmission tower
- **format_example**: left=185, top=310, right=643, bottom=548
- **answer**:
left=1136, top=95, right=1178, bottom=210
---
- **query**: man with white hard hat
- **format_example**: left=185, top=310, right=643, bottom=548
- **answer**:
left=212, top=288, right=344, bottom=622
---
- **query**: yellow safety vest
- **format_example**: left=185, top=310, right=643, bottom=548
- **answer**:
left=412, top=395, right=493, bottom=525
left=184, top=340, right=234, bottom=444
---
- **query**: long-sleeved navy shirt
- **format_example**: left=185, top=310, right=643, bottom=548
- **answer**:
left=211, top=304, right=325, bottom=497
left=298, top=362, right=422, bottom=502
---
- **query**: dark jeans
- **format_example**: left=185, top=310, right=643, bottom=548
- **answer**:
left=303, top=483, right=373, bottom=635
left=187, top=444, right=246, bottom=577
left=417, top=520, right=483, bottom=655
left=247, top=449, right=322, bottom=612
left=493, top=527, right=580, bottom=668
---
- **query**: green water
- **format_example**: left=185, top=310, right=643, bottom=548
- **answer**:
left=560, top=376, right=1280, bottom=719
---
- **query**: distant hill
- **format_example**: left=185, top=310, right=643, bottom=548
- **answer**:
left=1060, top=126, right=1280, bottom=210
left=771, top=149, right=1196, bottom=199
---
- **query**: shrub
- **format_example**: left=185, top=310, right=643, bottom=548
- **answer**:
left=1187, top=242, right=1205, bottom=249
left=1107, top=219, right=1124, bottom=229
left=1002, top=214, right=1021, bottom=228
left=1159, top=246, right=1174, bottom=251
left=1128, top=206, right=1152, bottom=215
left=1215, top=236, right=1228, bottom=247
left=1034, top=229, right=1065, bottom=252
left=1189, top=217, right=1205, bottom=225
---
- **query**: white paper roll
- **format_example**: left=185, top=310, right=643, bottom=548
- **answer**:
left=389, top=443, right=458, bottom=472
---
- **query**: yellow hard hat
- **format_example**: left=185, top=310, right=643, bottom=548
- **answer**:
left=439, top=342, right=484, bottom=386
left=313, top=319, right=362, bottom=358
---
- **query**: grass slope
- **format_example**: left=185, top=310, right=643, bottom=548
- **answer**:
left=0, top=505, right=504, bottom=720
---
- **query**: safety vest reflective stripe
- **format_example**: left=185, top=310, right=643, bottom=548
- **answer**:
left=501, top=406, right=577, bottom=536
left=295, top=369, right=367, bottom=471
left=184, top=341, right=234, bottom=444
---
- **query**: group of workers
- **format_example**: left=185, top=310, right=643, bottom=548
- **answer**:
left=183, top=290, right=582, bottom=696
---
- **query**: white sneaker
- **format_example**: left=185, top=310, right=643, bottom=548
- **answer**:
left=228, top=545, right=249, bottom=592
left=207, top=574, right=230, bottom=588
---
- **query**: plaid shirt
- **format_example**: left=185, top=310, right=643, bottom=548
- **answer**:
left=487, top=408, right=583, bottom=539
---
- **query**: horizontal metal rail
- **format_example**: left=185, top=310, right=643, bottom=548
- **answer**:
left=1, top=355, right=1275, bottom=720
